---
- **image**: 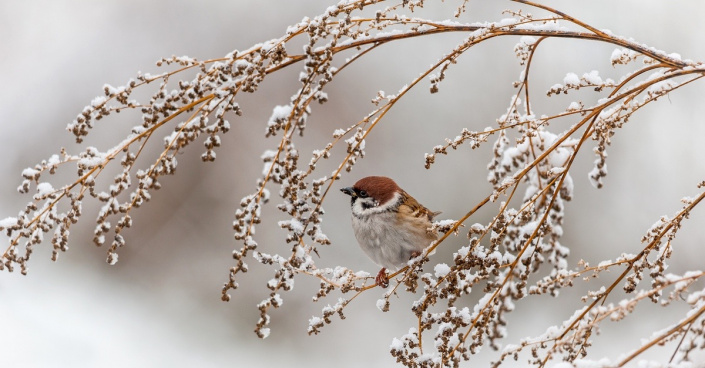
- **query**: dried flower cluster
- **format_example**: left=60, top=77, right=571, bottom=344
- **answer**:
left=2, top=0, right=705, bottom=367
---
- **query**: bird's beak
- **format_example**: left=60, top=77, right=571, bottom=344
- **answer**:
left=340, top=187, right=355, bottom=196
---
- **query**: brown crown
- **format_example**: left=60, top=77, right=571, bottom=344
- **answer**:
left=353, top=176, right=400, bottom=205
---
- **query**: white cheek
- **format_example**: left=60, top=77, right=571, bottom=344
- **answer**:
left=351, top=200, right=364, bottom=215
left=351, top=192, right=401, bottom=217
left=351, top=197, right=378, bottom=216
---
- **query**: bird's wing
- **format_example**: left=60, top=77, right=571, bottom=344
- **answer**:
left=399, top=191, right=438, bottom=222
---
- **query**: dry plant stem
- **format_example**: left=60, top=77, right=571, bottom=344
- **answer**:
left=619, top=291, right=705, bottom=366
left=442, top=52, right=702, bottom=362
left=607, top=63, right=669, bottom=98
left=400, top=54, right=701, bottom=362
left=131, top=99, right=215, bottom=203
left=669, top=319, right=696, bottom=364
left=243, top=42, right=382, bottom=248
left=530, top=71, right=704, bottom=364
left=535, top=189, right=705, bottom=367
left=233, top=44, right=386, bottom=309
left=559, top=271, right=704, bottom=366
left=412, top=155, right=563, bottom=356
left=317, top=24, right=685, bottom=69
left=3, top=94, right=214, bottom=260
left=512, top=0, right=611, bottom=38
left=519, top=36, right=548, bottom=116
left=509, top=270, right=703, bottom=366
left=264, top=8, right=688, bottom=78
left=412, top=185, right=516, bottom=354
left=291, top=45, right=384, bottom=257
left=447, top=169, right=578, bottom=364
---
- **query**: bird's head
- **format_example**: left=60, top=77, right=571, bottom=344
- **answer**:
left=340, top=176, right=401, bottom=215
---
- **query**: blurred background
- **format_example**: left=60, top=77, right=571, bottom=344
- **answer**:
left=1, top=1, right=704, bottom=367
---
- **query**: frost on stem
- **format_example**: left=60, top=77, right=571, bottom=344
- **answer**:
left=3, top=1, right=705, bottom=367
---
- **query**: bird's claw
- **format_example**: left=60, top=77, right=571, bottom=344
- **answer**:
left=375, top=268, right=389, bottom=288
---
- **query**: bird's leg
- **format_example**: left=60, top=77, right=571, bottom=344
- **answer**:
left=375, top=268, right=389, bottom=288
left=375, top=252, right=424, bottom=288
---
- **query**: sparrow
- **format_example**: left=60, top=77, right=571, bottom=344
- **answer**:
left=340, top=176, right=440, bottom=288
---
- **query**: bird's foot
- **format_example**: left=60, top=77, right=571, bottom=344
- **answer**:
left=375, top=268, right=389, bottom=288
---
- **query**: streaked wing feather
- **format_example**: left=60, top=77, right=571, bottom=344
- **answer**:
left=399, top=191, right=438, bottom=222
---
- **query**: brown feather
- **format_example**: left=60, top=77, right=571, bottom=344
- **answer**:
left=399, top=190, right=437, bottom=221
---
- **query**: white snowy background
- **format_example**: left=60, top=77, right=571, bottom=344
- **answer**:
left=1, top=1, right=705, bottom=367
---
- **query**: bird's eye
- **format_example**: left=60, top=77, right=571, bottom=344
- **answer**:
left=358, top=190, right=368, bottom=198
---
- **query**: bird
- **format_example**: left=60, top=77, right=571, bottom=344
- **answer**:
left=340, top=176, right=440, bottom=288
